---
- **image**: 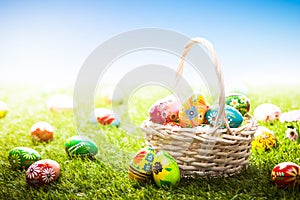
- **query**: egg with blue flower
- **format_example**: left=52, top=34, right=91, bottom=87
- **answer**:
left=178, top=94, right=209, bottom=128
left=205, top=105, right=243, bottom=128
left=128, top=147, right=155, bottom=184
left=152, top=150, right=180, bottom=188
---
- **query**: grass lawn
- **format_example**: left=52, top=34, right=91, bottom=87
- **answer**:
left=1, top=84, right=300, bottom=199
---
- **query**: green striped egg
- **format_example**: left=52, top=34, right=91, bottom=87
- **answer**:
left=65, top=136, right=98, bottom=157
left=8, top=147, right=41, bottom=170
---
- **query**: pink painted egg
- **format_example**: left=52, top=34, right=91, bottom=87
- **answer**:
left=149, top=95, right=180, bottom=124
left=253, top=103, right=281, bottom=122
left=280, top=110, right=300, bottom=123
left=30, top=122, right=54, bottom=142
left=26, top=159, right=60, bottom=186
left=271, top=162, right=300, bottom=187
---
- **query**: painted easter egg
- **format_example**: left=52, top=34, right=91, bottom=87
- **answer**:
left=285, top=126, right=298, bottom=141
left=26, top=159, right=60, bottom=186
left=65, top=136, right=98, bottom=157
left=47, top=95, right=73, bottom=112
left=149, top=95, right=180, bottom=124
left=91, top=108, right=120, bottom=127
left=254, top=103, right=281, bottom=122
left=205, top=105, right=243, bottom=128
left=252, top=127, right=276, bottom=151
left=271, top=162, right=300, bottom=187
left=0, top=101, right=8, bottom=118
left=280, top=110, right=300, bottom=123
left=225, top=93, right=250, bottom=116
left=152, top=150, right=180, bottom=187
left=128, top=147, right=155, bottom=184
left=30, top=122, right=54, bottom=142
left=178, top=94, right=208, bottom=128
left=8, top=147, right=41, bottom=170
left=254, top=126, right=274, bottom=137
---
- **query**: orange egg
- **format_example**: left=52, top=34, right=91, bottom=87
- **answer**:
left=30, top=122, right=54, bottom=142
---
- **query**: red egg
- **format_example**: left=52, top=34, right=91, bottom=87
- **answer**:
left=271, top=162, right=300, bottom=187
left=94, top=108, right=120, bottom=127
left=26, top=159, right=60, bottom=186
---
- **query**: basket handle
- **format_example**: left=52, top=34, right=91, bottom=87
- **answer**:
left=176, top=37, right=231, bottom=131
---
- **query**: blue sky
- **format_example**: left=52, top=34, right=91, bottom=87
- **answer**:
left=0, top=0, right=299, bottom=86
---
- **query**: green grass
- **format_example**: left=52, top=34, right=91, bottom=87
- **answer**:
left=1, top=84, right=300, bottom=199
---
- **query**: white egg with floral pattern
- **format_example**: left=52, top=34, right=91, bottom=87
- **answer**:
left=26, top=159, right=60, bottom=186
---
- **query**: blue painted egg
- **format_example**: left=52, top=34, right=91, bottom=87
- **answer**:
left=205, top=105, right=243, bottom=128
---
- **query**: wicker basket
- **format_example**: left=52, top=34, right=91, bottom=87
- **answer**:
left=141, top=37, right=258, bottom=177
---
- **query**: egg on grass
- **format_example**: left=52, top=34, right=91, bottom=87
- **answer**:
left=65, top=135, right=98, bottom=157
left=26, top=159, right=60, bottom=186
left=128, top=147, right=155, bottom=184
left=0, top=101, right=8, bottom=118
left=252, top=126, right=276, bottom=151
left=30, top=122, right=54, bottom=142
left=253, top=103, right=281, bottom=122
left=271, top=162, right=300, bottom=188
left=8, top=147, right=41, bottom=170
left=152, top=150, right=180, bottom=188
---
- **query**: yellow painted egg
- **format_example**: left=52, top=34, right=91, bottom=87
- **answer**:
left=128, top=147, right=155, bottom=184
left=0, top=101, right=8, bottom=118
left=152, top=150, right=180, bottom=187
left=179, top=94, right=209, bottom=128
left=252, top=126, right=276, bottom=151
